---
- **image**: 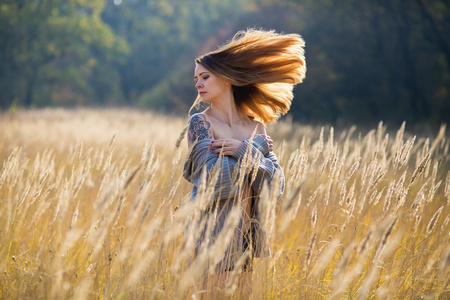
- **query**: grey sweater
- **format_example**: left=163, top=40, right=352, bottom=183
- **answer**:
left=183, top=135, right=284, bottom=201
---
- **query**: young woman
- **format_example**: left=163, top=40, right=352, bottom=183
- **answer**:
left=182, top=28, right=306, bottom=288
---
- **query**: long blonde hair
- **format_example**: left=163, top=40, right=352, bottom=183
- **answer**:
left=191, top=28, right=306, bottom=124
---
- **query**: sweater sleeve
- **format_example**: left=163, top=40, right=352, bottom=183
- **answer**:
left=232, top=135, right=285, bottom=198
left=183, top=139, right=241, bottom=200
left=183, top=131, right=284, bottom=200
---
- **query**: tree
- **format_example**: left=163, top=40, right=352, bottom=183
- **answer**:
left=101, top=0, right=258, bottom=112
left=232, top=0, right=450, bottom=126
left=0, top=0, right=129, bottom=108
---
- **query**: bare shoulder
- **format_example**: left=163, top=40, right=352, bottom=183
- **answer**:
left=252, top=120, right=267, bottom=135
left=187, top=113, right=213, bottom=145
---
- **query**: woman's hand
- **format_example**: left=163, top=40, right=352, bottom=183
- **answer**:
left=210, top=139, right=243, bottom=156
left=260, top=134, right=274, bottom=152
left=210, top=135, right=273, bottom=155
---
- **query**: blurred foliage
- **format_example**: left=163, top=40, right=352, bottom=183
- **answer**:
left=0, top=0, right=449, bottom=127
left=0, top=0, right=129, bottom=107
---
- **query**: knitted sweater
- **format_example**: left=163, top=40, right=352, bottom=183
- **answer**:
left=183, top=135, right=284, bottom=201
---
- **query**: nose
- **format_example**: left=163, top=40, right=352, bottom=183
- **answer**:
left=195, top=81, right=203, bottom=89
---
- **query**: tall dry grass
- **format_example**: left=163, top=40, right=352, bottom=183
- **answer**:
left=0, top=108, right=449, bottom=299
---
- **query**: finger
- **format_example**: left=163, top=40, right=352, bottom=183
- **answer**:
left=211, top=140, right=228, bottom=146
left=213, top=147, right=233, bottom=154
left=213, top=147, right=225, bottom=153
left=225, top=147, right=238, bottom=153
left=263, top=137, right=272, bottom=143
left=221, top=147, right=235, bottom=152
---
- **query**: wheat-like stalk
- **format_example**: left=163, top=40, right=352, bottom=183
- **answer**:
left=0, top=109, right=448, bottom=299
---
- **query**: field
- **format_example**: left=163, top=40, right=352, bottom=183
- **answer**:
left=0, top=108, right=449, bottom=299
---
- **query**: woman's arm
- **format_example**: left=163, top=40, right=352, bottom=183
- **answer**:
left=232, top=134, right=285, bottom=197
left=187, top=113, right=213, bottom=147
left=183, top=115, right=283, bottom=198
left=256, top=123, right=274, bottom=152
left=208, top=120, right=271, bottom=155
left=183, top=114, right=242, bottom=199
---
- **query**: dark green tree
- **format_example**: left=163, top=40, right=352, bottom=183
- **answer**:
left=1, top=0, right=448, bottom=127
left=228, top=0, right=450, bottom=127
left=101, top=0, right=258, bottom=113
left=0, top=0, right=129, bottom=108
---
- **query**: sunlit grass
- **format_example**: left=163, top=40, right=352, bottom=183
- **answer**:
left=0, top=108, right=449, bottom=299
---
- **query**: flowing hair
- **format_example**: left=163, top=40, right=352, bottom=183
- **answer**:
left=191, top=28, right=306, bottom=124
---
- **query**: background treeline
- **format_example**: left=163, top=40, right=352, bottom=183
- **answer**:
left=1, top=0, right=449, bottom=127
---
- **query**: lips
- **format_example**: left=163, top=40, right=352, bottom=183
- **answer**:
left=199, top=91, right=207, bottom=97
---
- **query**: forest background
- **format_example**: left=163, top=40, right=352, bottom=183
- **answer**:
left=1, top=0, right=449, bottom=129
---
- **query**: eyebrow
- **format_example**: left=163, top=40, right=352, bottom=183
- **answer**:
left=194, top=72, right=209, bottom=79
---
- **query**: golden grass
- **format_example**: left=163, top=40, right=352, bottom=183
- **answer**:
left=0, top=108, right=449, bottom=299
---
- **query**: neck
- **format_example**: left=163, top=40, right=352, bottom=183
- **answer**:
left=209, top=100, right=245, bottom=127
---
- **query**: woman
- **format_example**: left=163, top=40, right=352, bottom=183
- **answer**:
left=182, top=28, right=306, bottom=282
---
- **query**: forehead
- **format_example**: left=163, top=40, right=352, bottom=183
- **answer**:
left=194, top=64, right=209, bottom=76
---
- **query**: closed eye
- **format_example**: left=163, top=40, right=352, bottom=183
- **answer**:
left=194, top=72, right=210, bottom=83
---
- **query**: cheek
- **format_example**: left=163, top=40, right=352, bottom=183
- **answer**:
left=214, top=79, right=229, bottom=92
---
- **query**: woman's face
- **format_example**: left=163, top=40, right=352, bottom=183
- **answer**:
left=194, top=64, right=230, bottom=104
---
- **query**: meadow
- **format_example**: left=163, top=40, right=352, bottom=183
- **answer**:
left=0, top=108, right=449, bottom=299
